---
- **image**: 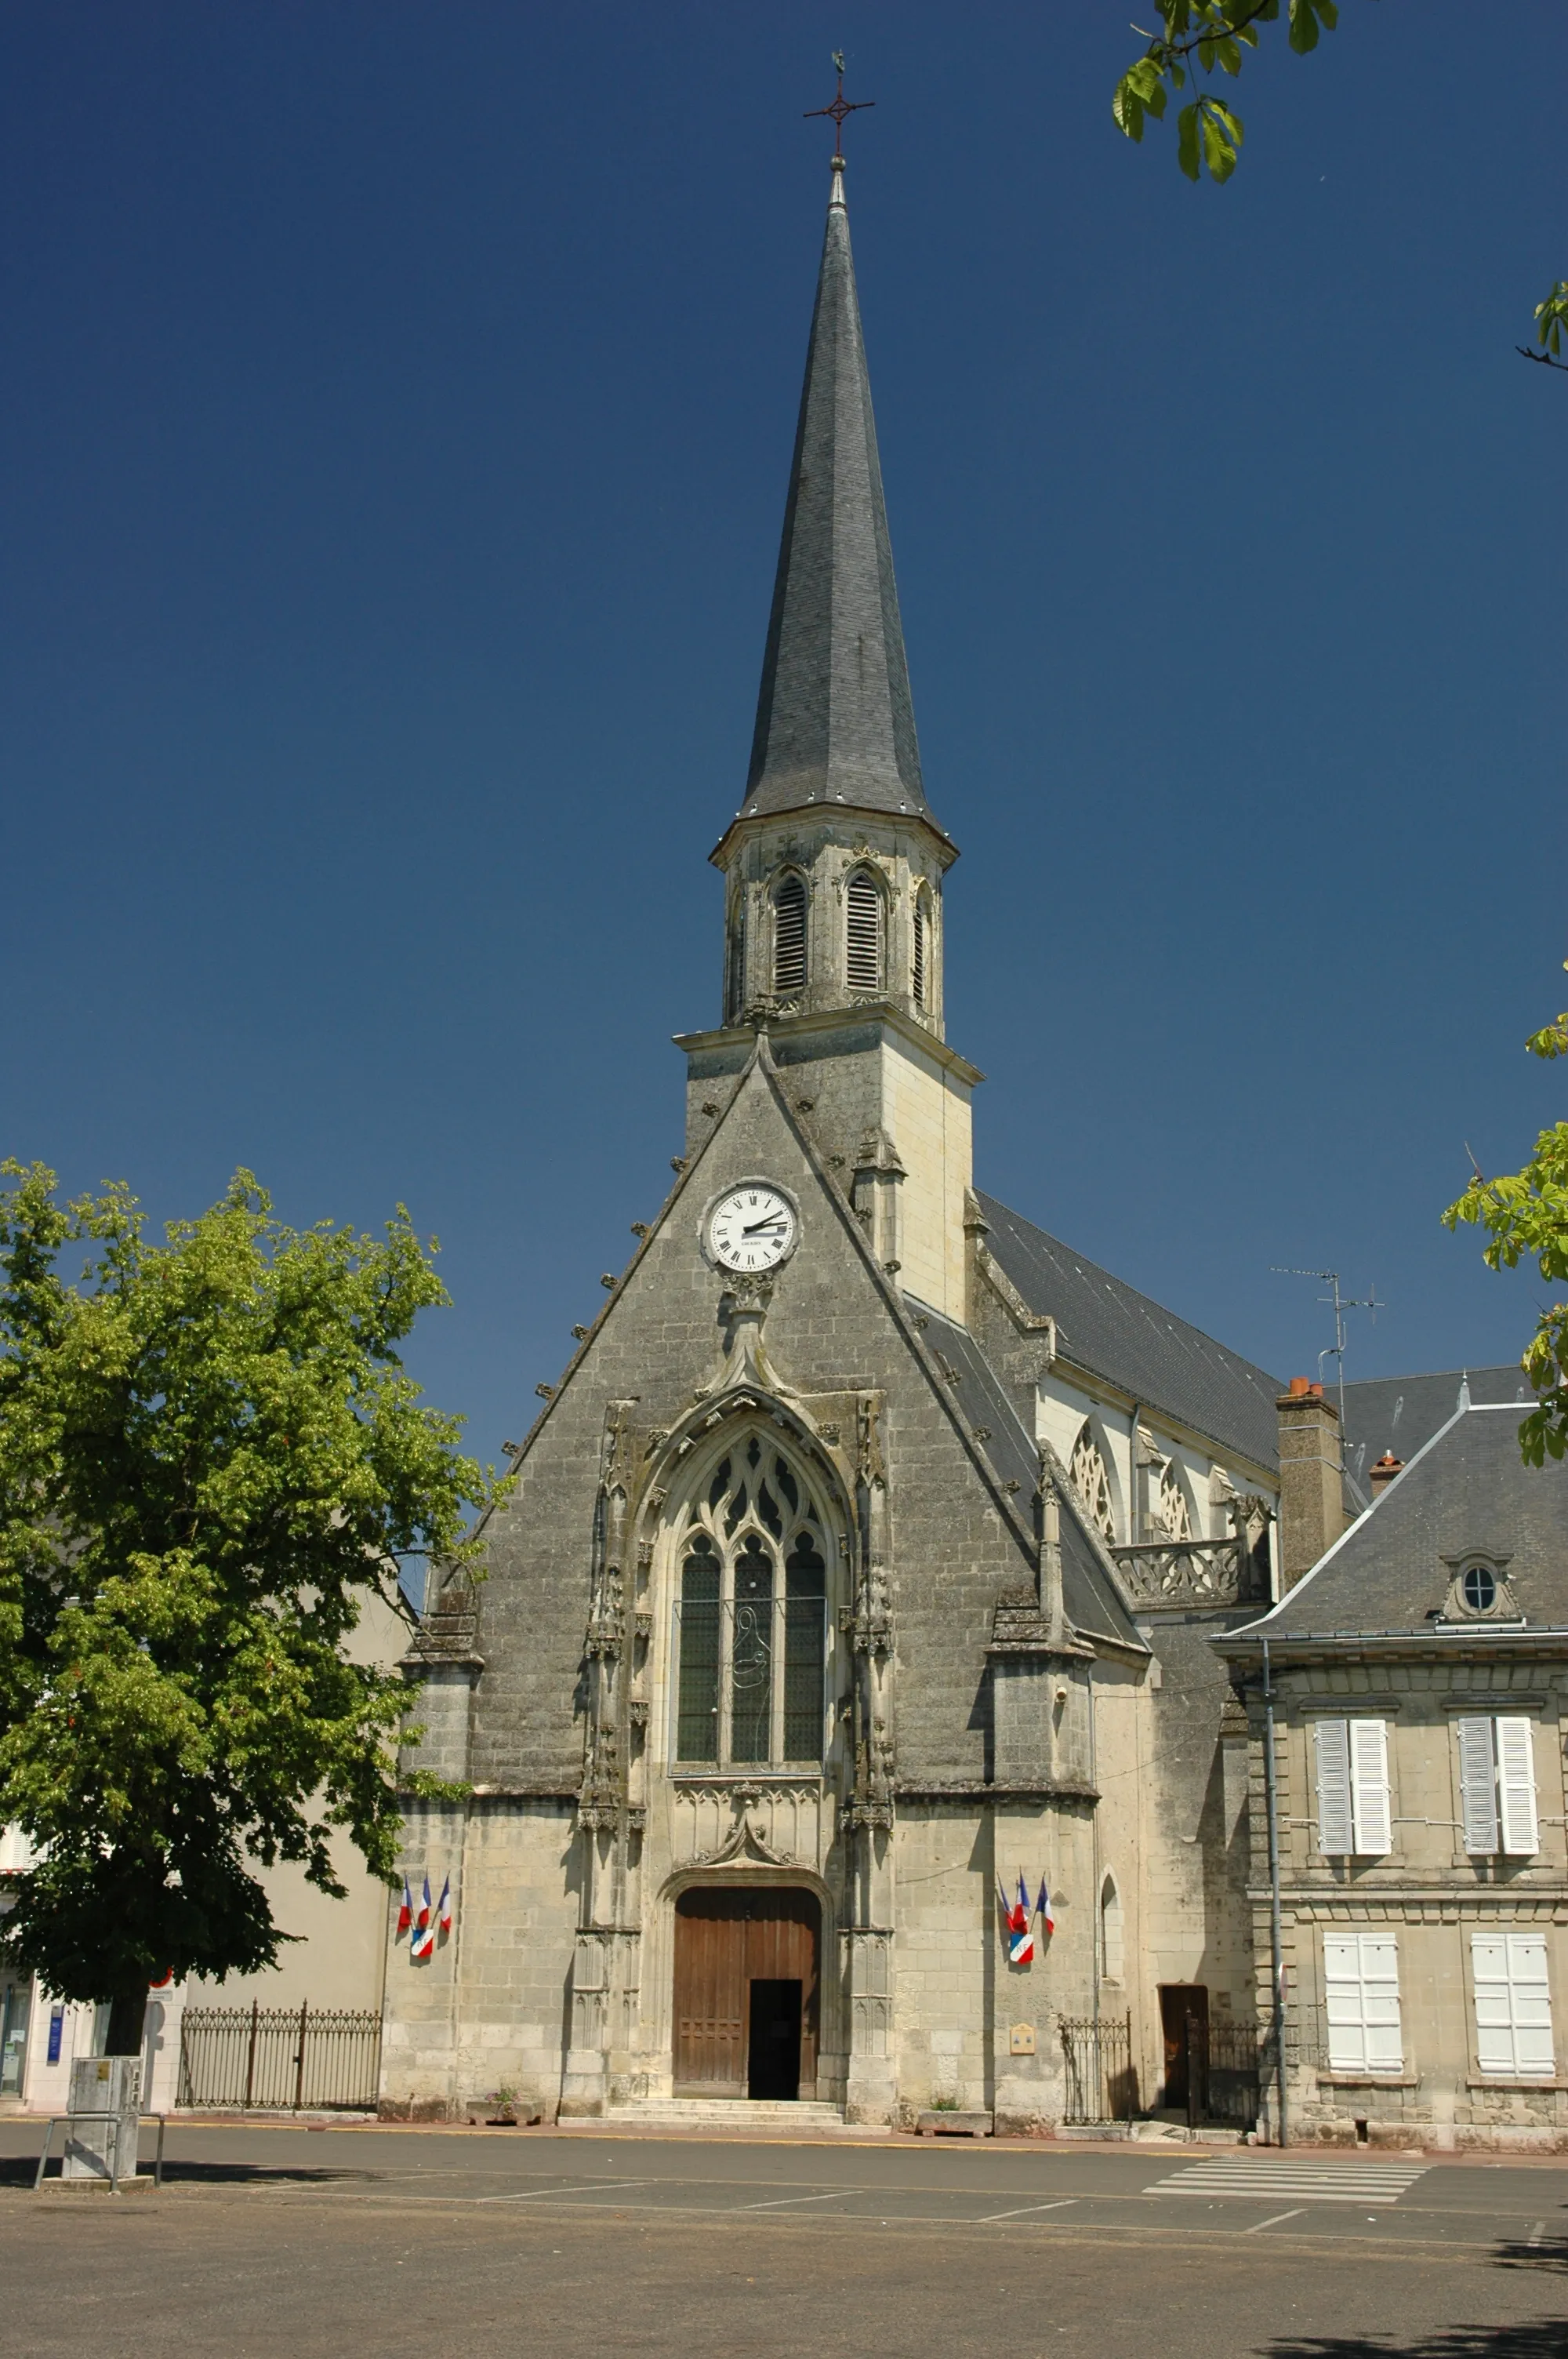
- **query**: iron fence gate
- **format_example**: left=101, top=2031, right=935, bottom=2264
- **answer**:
left=1201, top=2019, right=1262, bottom=2130
left=1059, top=2012, right=1138, bottom=2124
left=179, top=2003, right=382, bottom=2112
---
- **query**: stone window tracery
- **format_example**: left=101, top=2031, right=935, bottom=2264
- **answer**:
left=673, top=1434, right=830, bottom=1768
left=1069, top=1421, right=1116, bottom=1542
left=1157, top=1460, right=1193, bottom=1540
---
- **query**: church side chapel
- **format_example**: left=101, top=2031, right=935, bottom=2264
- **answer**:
left=384, top=147, right=1285, bottom=2130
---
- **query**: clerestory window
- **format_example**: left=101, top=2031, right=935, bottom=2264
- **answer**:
left=1069, top=1421, right=1116, bottom=1542
left=674, top=1438, right=829, bottom=1768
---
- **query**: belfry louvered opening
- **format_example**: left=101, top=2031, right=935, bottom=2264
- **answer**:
left=912, top=894, right=927, bottom=1009
left=772, top=875, right=807, bottom=996
left=846, top=870, right=883, bottom=992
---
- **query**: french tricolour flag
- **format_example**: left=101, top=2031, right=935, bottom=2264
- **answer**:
left=411, top=1873, right=434, bottom=1958
left=397, top=1877, right=413, bottom=1938
left=436, top=1874, right=453, bottom=1939
left=1001, top=1871, right=1035, bottom=1967
left=1036, top=1876, right=1055, bottom=1939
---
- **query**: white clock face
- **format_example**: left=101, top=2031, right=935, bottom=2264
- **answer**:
left=708, top=1183, right=797, bottom=1274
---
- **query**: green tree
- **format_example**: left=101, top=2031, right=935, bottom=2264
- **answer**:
left=1112, top=2, right=1566, bottom=365
left=1443, top=986, right=1568, bottom=1467
left=0, top=1163, right=505, bottom=2051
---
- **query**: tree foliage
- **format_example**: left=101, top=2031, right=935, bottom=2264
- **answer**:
left=0, top=1163, right=506, bottom=2018
left=1112, top=0, right=1345, bottom=187
left=1112, top=3, right=1563, bottom=361
left=1443, top=980, right=1568, bottom=1467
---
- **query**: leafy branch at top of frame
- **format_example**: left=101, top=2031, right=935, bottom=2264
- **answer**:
left=1519, top=283, right=1568, bottom=375
left=1112, top=1, right=1348, bottom=186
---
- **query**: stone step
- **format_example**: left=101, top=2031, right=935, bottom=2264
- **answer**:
left=594, top=2096, right=885, bottom=2135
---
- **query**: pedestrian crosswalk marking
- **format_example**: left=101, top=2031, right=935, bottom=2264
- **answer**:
left=1144, top=2154, right=1430, bottom=2206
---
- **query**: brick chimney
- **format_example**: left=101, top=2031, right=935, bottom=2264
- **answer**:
left=1369, top=1452, right=1404, bottom=1499
left=1276, top=1377, right=1348, bottom=1592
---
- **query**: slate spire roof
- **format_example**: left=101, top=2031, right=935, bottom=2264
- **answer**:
left=739, top=161, right=938, bottom=831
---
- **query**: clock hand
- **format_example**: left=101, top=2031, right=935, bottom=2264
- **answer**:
left=741, top=1217, right=788, bottom=1235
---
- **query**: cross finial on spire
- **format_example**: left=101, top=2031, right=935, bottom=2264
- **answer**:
left=804, top=51, right=874, bottom=164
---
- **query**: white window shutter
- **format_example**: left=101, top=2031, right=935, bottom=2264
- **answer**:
left=1324, top=1933, right=1403, bottom=2075
left=1507, top=1934, right=1555, bottom=2077
left=1457, top=1717, right=1500, bottom=1853
left=1350, top=1719, right=1392, bottom=1856
left=1497, top=1718, right=1540, bottom=1856
left=1472, top=1932, right=1555, bottom=2077
left=1323, top=1935, right=1367, bottom=2072
left=1315, top=1719, right=1353, bottom=1856
left=1359, top=1938, right=1404, bottom=2074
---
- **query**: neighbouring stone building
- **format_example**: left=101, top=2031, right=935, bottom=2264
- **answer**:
left=1219, top=1379, right=1568, bottom=2151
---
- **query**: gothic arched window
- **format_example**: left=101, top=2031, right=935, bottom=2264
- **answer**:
left=845, top=869, right=883, bottom=992
left=673, top=1435, right=830, bottom=1768
left=1100, top=1874, right=1124, bottom=1984
left=1069, top=1421, right=1116, bottom=1542
left=912, top=889, right=930, bottom=1009
left=1157, top=1460, right=1193, bottom=1540
left=772, top=874, right=807, bottom=997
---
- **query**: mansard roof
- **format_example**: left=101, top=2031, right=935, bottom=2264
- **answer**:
left=910, top=1299, right=1143, bottom=1649
left=1225, top=1401, right=1568, bottom=1645
left=733, top=162, right=938, bottom=837
left=1339, top=1365, right=1533, bottom=1499
left=976, top=1192, right=1283, bottom=1475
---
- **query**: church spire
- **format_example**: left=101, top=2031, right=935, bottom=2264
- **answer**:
left=739, top=160, right=936, bottom=831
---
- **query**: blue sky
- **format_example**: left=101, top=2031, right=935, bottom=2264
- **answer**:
left=3, top=2, right=1563, bottom=1463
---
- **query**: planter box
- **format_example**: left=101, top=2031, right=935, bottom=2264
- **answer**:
left=915, top=2110, right=993, bottom=2138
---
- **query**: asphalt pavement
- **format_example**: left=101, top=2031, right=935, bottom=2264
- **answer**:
left=2, top=2120, right=1566, bottom=2357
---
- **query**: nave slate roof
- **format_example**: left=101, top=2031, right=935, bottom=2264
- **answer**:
left=1230, top=1401, right=1568, bottom=1644
left=976, top=1192, right=1282, bottom=1474
left=910, top=1298, right=1144, bottom=1651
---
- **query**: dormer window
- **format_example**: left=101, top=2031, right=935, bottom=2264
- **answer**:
left=845, top=870, right=883, bottom=992
left=773, top=874, right=807, bottom=996
left=1462, top=1564, right=1497, bottom=1614
left=1439, top=1551, right=1520, bottom=1624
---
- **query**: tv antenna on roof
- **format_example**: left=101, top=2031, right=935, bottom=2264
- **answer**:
left=1270, top=1267, right=1385, bottom=1433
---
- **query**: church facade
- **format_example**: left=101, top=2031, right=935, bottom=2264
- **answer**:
left=381, top=161, right=1287, bottom=2130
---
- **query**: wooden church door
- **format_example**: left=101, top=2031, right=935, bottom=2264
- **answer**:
left=673, top=1887, right=819, bottom=2099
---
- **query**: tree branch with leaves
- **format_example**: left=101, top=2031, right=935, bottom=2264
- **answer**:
left=1112, top=2, right=1563, bottom=368
left=0, top=1163, right=510, bottom=2048
left=1443, top=977, right=1568, bottom=1467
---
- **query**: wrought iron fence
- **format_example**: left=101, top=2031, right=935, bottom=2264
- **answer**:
left=178, top=2002, right=382, bottom=2112
left=1186, top=2017, right=1263, bottom=2130
left=1059, top=2012, right=1138, bottom=2124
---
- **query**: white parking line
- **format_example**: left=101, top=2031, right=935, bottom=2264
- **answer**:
left=1244, top=2209, right=1305, bottom=2234
left=472, top=2179, right=644, bottom=2205
left=739, top=2190, right=854, bottom=2211
left=975, top=2199, right=1080, bottom=2223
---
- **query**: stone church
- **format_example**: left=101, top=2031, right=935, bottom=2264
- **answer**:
left=384, top=158, right=1290, bottom=2130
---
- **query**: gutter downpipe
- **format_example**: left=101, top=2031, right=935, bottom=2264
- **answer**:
left=1261, top=1637, right=1288, bottom=2147
left=1087, top=1659, right=1100, bottom=2099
